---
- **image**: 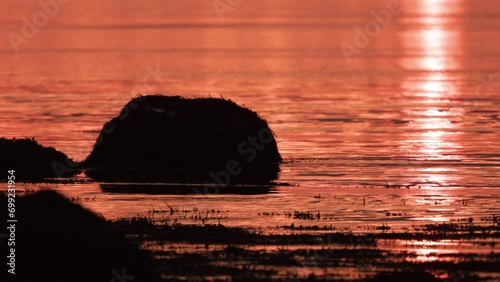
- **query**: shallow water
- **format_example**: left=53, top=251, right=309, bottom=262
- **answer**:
left=1, top=0, right=499, bottom=279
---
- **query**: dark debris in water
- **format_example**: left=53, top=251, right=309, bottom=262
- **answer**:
left=110, top=217, right=500, bottom=282
left=0, top=137, right=79, bottom=179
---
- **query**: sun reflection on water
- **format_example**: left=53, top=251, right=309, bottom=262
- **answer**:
left=399, top=0, right=466, bottom=246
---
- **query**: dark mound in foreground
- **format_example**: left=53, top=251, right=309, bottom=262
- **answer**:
left=0, top=137, right=77, bottom=179
left=84, top=95, right=281, bottom=183
left=0, top=190, right=159, bottom=282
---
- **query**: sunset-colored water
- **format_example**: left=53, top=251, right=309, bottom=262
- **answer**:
left=1, top=0, right=499, bottom=280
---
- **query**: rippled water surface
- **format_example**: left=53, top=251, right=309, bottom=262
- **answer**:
left=1, top=1, right=499, bottom=275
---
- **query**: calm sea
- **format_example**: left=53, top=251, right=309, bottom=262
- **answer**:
left=0, top=0, right=499, bottom=233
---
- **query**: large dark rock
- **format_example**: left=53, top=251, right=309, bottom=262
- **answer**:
left=0, top=137, right=77, bottom=179
left=84, top=95, right=281, bottom=183
left=0, top=190, right=159, bottom=282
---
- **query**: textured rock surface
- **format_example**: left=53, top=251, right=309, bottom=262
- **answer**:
left=84, top=95, right=281, bottom=183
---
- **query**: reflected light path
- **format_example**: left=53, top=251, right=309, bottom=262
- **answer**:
left=401, top=0, right=466, bottom=264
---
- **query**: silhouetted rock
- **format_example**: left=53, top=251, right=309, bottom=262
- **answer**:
left=84, top=95, right=281, bottom=183
left=0, top=137, right=77, bottom=179
left=368, top=270, right=442, bottom=282
left=0, top=190, right=159, bottom=282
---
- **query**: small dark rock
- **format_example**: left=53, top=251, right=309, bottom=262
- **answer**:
left=0, top=137, right=78, bottom=179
